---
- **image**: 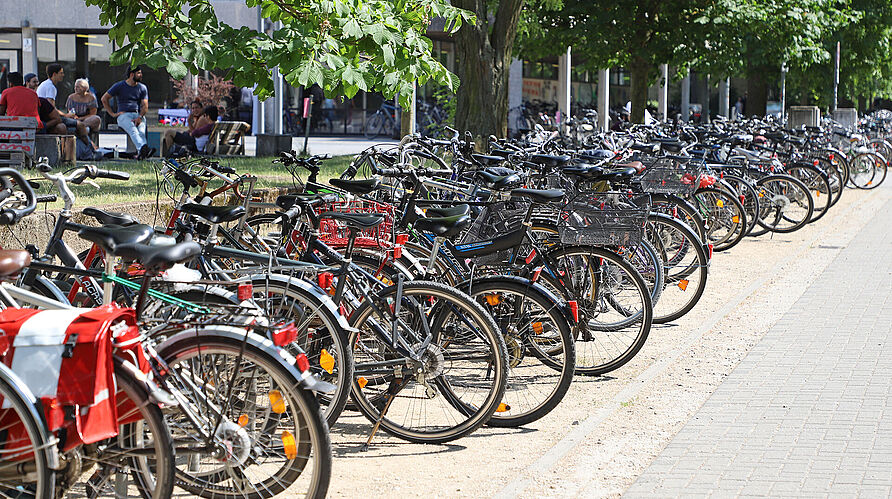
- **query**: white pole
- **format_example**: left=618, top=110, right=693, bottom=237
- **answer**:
left=658, top=64, right=668, bottom=121
left=557, top=46, right=572, bottom=123
left=681, top=72, right=691, bottom=122
left=780, top=62, right=787, bottom=122
left=832, top=41, right=840, bottom=113
left=598, top=68, right=610, bottom=130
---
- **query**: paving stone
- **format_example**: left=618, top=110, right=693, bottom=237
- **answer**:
left=624, top=196, right=892, bottom=497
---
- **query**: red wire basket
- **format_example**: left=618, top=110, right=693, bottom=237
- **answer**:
left=316, top=199, right=398, bottom=248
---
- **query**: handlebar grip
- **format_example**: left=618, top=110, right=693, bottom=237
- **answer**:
left=218, top=165, right=237, bottom=174
left=93, top=169, right=131, bottom=181
left=375, top=168, right=404, bottom=177
left=37, top=194, right=57, bottom=203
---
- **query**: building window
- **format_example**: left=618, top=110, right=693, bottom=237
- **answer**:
left=37, top=34, right=56, bottom=62
left=0, top=33, right=22, bottom=49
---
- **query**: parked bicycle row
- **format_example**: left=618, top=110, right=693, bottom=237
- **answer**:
left=0, top=111, right=885, bottom=497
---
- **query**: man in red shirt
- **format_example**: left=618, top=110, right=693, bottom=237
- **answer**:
left=0, top=72, right=42, bottom=128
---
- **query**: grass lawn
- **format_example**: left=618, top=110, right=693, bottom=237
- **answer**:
left=33, top=155, right=354, bottom=208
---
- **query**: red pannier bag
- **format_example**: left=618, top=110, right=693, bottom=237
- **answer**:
left=0, top=304, right=146, bottom=452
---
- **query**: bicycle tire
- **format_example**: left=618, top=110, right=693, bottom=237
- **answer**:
left=754, top=174, right=814, bottom=233
left=785, top=163, right=832, bottom=223
left=348, top=280, right=509, bottom=443
left=645, top=214, right=709, bottom=324
left=464, top=277, right=575, bottom=427
left=0, top=363, right=56, bottom=499
left=690, top=188, right=747, bottom=251
left=156, top=332, right=331, bottom=499
left=534, top=245, right=653, bottom=376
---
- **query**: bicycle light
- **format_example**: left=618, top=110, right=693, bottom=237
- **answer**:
left=272, top=322, right=298, bottom=347
left=567, top=300, right=579, bottom=323
left=295, top=352, right=311, bottom=373
left=237, top=283, right=253, bottom=301
left=318, top=272, right=333, bottom=289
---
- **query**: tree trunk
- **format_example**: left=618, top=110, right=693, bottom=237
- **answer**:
left=745, top=60, right=769, bottom=117
left=453, top=0, right=524, bottom=140
left=628, top=58, right=651, bottom=124
left=858, top=95, right=867, bottom=114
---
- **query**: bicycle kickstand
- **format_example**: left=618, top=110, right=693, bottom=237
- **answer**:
left=361, top=375, right=410, bottom=451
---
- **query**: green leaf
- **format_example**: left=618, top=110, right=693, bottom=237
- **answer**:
left=382, top=45, right=395, bottom=66
left=343, top=18, right=363, bottom=38
left=167, top=59, right=188, bottom=79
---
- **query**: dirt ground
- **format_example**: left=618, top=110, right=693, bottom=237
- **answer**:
left=321, top=183, right=891, bottom=498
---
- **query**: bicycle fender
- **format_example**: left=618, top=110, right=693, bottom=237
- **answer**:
left=248, top=273, right=357, bottom=333
left=156, top=326, right=334, bottom=394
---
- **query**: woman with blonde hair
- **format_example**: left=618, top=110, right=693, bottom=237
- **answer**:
left=63, top=78, right=101, bottom=132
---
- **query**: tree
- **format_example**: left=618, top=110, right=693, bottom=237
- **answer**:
left=693, top=0, right=842, bottom=116
left=451, top=0, right=525, bottom=138
left=519, top=0, right=714, bottom=123
left=85, top=0, right=472, bottom=108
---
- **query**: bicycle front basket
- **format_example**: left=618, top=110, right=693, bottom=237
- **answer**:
left=637, top=157, right=703, bottom=195
left=558, top=192, right=648, bottom=246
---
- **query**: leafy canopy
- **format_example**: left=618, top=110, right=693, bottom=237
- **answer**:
left=86, top=0, right=473, bottom=107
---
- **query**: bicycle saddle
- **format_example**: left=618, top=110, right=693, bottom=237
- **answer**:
left=77, top=224, right=155, bottom=253
left=510, top=188, right=565, bottom=204
left=114, top=241, right=202, bottom=274
left=471, top=154, right=505, bottom=166
left=763, top=131, right=787, bottom=143
left=655, top=138, right=683, bottom=153
left=561, top=164, right=605, bottom=179
left=329, top=178, right=380, bottom=195
left=414, top=214, right=472, bottom=238
left=82, top=207, right=138, bottom=226
left=180, top=203, right=246, bottom=224
left=425, top=204, right=471, bottom=218
left=475, top=170, right=522, bottom=190
left=0, top=249, right=31, bottom=279
left=614, top=161, right=646, bottom=173
left=631, top=143, right=658, bottom=153
left=275, top=193, right=334, bottom=210
left=528, top=154, right=571, bottom=168
left=578, top=149, right=614, bottom=160
left=591, top=166, right=639, bottom=182
left=320, top=212, right=385, bottom=229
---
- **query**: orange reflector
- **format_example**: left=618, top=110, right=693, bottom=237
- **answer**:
left=269, top=390, right=286, bottom=414
left=320, top=349, right=335, bottom=374
left=716, top=199, right=724, bottom=208
left=678, top=279, right=689, bottom=291
left=357, top=376, right=368, bottom=389
left=758, top=192, right=764, bottom=197
left=496, top=403, right=510, bottom=413
left=532, top=322, right=544, bottom=335
left=485, top=294, right=501, bottom=306
left=732, top=216, right=740, bottom=223
left=815, top=191, right=820, bottom=197
left=281, top=431, right=298, bottom=459
left=238, top=414, right=249, bottom=427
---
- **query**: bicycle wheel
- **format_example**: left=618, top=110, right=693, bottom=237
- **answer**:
left=248, top=276, right=353, bottom=427
left=690, top=188, right=747, bottom=251
left=537, top=245, right=653, bottom=376
left=785, top=163, right=832, bottom=223
left=348, top=280, right=508, bottom=443
left=645, top=214, right=709, bottom=324
left=721, top=174, right=760, bottom=237
left=754, top=174, right=814, bottom=233
left=466, top=277, right=575, bottom=427
left=647, top=193, right=708, bottom=243
left=363, top=113, right=384, bottom=140
left=0, top=364, right=56, bottom=499
left=811, top=155, right=845, bottom=208
left=850, top=151, right=888, bottom=189
left=75, top=362, right=176, bottom=499
left=157, top=332, right=331, bottom=499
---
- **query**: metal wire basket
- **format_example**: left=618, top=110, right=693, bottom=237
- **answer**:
left=316, top=198, right=398, bottom=248
left=637, top=157, right=703, bottom=195
left=558, top=192, right=648, bottom=246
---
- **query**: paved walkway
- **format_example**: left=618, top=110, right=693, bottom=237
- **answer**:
left=625, top=196, right=892, bottom=497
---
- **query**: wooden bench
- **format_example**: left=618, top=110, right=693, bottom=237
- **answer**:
left=0, top=116, right=38, bottom=169
left=206, top=121, right=250, bottom=156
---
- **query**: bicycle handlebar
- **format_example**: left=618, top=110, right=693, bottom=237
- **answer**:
left=0, top=168, right=36, bottom=225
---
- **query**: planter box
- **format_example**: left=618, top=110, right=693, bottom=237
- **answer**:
left=35, top=135, right=75, bottom=167
left=256, top=134, right=293, bottom=157
left=832, top=108, right=858, bottom=129
left=788, top=106, right=821, bottom=128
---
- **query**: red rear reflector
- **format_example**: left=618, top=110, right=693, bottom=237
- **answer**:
left=237, top=283, right=253, bottom=301
left=395, top=234, right=409, bottom=245
left=707, top=244, right=714, bottom=259
left=273, top=322, right=298, bottom=347
left=295, top=352, right=311, bottom=373
left=318, top=272, right=333, bottom=289
left=568, top=300, right=579, bottom=323
left=532, top=267, right=542, bottom=282
left=525, top=249, right=536, bottom=264
left=393, top=247, right=402, bottom=259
